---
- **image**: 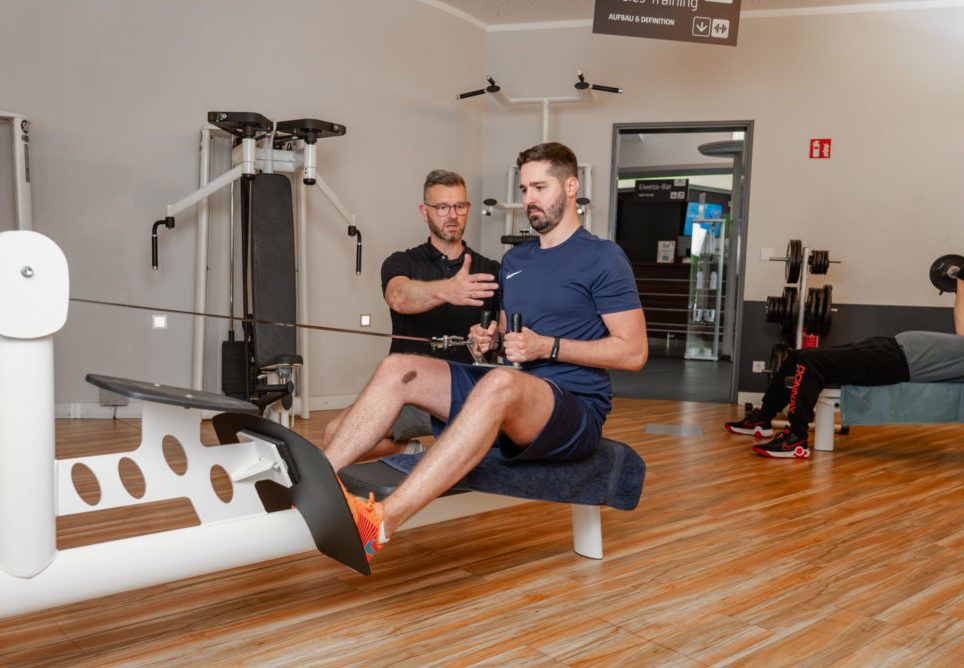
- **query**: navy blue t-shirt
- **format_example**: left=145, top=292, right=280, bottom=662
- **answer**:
left=499, top=227, right=641, bottom=423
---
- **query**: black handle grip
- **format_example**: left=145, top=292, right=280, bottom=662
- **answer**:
left=458, top=89, right=485, bottom=100
left=348, top=225, right=362, bottom=275
left=481, top=311, right=493, bottom=328
left=151, top=217, right=175, bottom=270
left=510, top=313, right=522, bottom=368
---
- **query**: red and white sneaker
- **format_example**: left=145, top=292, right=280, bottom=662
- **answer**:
left=724, top=410, right=774, bottom=438
left=753, top=430, right=810, bottom=459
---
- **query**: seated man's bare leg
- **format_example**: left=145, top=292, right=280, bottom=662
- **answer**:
left=324, top=354, right=451, bottom=472
left=323, top=409, right=415, bottom=462
left=381, top=369, right=555, bottom=537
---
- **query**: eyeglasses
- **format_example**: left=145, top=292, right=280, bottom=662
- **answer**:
left=424, top=201, right=470, bottom=216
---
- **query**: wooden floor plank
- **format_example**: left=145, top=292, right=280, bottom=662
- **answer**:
left=0, top=398, right=961, bottom=664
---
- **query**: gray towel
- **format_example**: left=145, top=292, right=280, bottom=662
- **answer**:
left=383, top=438, right=645, bottom=511
left=841, top=382, right=964, bottom=425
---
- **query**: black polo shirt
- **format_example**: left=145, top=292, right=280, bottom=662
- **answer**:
left=381, top=240, right=500, bottom=363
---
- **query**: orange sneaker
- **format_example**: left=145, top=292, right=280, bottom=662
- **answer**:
left=339, top=480, right=386, bottom=562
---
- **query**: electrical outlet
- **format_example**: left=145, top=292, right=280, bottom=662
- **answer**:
left=360, top=314, right=371, bottom=327
left=760, top=248, right=773, bottom=261
left=752, top=360, right=765, bottom=373
left=152, top=314, right=168, bottom=329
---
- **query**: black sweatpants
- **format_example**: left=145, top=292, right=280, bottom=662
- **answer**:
left=760, top=337, right=910, bottom=437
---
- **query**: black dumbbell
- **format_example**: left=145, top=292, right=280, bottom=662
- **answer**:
left=929, top=254, right=963, bottom=294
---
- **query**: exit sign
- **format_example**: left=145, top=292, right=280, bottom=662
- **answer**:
left=809, top=138, right=832, bottom=159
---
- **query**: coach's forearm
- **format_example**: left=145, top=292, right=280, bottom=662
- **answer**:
left=385, top=278, right=449, bottom=314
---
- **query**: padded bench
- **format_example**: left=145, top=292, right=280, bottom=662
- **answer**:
left=813, top=382, right=964, bottom=451
left=340, top=438, right=646, bottom=560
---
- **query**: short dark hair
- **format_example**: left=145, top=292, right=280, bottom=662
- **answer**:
left=516, top=142, right=578, bottom=180
left=423, top=169, right=466, bottom=199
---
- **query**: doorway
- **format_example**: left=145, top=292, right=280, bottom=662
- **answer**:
left=607, top=121, right=753, bottom=403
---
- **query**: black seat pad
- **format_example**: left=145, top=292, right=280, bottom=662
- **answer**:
left=86, top=374, right=259, bottom=414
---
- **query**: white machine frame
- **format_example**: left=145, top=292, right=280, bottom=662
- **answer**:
left=0, top=229, right=607, bottom=620
left=165, top=117, right=359, bottom=420
left=1, top=111, right=32, bottom=231
left=0, top=229, right=319, bottom=618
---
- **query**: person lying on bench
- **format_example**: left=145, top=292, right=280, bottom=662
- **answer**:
left=727, top=277, right=964, bottom=458
left=323, top=169, right=500, bottom=460
left=324, top=142, right=647, bottom=562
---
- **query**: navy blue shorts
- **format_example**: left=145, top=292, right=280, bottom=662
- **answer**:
left=431, top=362, right=603, bottom=462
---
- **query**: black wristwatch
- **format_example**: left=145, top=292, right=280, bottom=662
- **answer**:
left=549, top=336, right=560, bottom=362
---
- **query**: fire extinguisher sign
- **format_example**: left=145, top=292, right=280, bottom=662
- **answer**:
left=810, top=138, right=832, bottom=159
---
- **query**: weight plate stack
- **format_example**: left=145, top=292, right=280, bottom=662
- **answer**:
left=809, top=249, right=830, bottom=275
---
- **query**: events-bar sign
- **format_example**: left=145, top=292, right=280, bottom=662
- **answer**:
left=593, top=0, right=742, bottom=47
left=635, top=178, right=689, bottom=202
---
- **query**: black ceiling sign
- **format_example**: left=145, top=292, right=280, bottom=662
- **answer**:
left=593, top=0, right=741, bottom=47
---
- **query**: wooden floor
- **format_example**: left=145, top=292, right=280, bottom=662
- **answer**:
left=2, top=399, right=962, bottom=666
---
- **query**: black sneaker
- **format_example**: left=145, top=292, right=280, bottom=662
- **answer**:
left=753, top=430, right=810, bottom=459
left=724, top=410, right=773, bottom=438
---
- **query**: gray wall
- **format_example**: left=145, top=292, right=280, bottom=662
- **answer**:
left=0, top=0, right=485, bottom=405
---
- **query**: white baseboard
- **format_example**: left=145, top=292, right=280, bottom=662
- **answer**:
left=737, top=392, right=764, bottom=408
left=56, top=401, right=144, bottom=419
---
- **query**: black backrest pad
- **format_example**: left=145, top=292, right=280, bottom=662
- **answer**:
left=250, top=174, right=298, bottom=367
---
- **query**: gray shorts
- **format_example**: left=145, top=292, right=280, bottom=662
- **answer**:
left=390, top=404, right=433, bottom=442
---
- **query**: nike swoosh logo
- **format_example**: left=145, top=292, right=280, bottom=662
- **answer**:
left=506, top=270, right=523, bottom=279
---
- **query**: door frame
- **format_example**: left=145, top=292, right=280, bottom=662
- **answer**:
left=608, top=120, right=755, bottom=403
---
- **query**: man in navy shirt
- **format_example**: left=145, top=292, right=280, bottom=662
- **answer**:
left=325, top=143, right=648, bottom=563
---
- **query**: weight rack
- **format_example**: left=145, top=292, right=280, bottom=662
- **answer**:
left=762, top=239, right=841, bottom=380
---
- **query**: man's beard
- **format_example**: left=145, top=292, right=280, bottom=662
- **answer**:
left=429, top=218, right=464, bottom=242
left=526, top=192, right=566, bottom=234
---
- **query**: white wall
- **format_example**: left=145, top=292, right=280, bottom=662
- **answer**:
left=0, top=0, right=485, bottom=404
left=479, top=7, right=964, bottom=307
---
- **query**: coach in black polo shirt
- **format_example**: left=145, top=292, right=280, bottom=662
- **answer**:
left=323, top=169, right=499, bottom=458
left=381, top=170, right=500, bottom=362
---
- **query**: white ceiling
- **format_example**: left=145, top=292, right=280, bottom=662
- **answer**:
left=431, top=0, right=935, bottom=27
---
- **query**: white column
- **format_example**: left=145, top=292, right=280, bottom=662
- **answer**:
left=0, top=231, right=69, bottom=577
left=297, top=178, right=311, bottom=419
left=192, top=128, right=212, bottom=390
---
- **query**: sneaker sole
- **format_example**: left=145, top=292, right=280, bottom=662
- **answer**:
left=752, top=445, right=810, bottom=459
left=726, top=425, right=774, bottom=438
